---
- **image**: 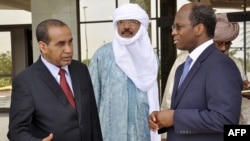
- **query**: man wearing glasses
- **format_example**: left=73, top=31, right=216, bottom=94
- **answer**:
left=89, top=3, right=160, bottom=141
left=149, top=3, right=242, bottom=141
left=160, top=10, right=248, bottom=141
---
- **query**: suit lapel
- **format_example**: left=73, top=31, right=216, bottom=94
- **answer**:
left=171, top=44, right=216, bottom=109
left=172, top=63, right=200, bottom=108
left=36, top=58, right=77, bottom=114
left=171, top=63, right=183, bottom=108
left=68, top=63, right=82, bottom=116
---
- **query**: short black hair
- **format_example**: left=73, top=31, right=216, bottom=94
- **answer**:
left=189, top=3, right=216, bottom=38
left=36, top=19, right=67, bottom=44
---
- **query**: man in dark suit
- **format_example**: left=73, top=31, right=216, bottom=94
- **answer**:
left=7, top=19, right=102, bottom=141
left=149, top=2, right=242, bottom=141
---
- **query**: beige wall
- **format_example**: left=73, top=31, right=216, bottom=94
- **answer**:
left=31, top=0, right=79, bottom=61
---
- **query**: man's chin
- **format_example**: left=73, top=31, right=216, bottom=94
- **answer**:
left=62, top=60, right=72, bottom=66
left=176, top=46, right=185, bottom=50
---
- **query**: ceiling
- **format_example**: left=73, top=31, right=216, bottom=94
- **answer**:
left=0, top=0, right=249, bottom=12
left=0, top=0, right=30, bottom=11
left=189, top=0, right=250, bottom=9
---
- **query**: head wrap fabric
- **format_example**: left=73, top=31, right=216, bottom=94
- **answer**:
left=214, top=13, right=239, bottom=42
left=112, top=3, right=157, bottom=92
left=112, top=3, right=160, bottom=141
left=112, top=3, right=150, bottom=29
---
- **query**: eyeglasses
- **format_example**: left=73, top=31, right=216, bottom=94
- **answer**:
left=117, top=20, right=140, bottom=26
left=171, top=23, right=191, bottom=31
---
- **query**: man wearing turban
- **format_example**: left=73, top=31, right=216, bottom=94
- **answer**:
left=89, top=3, right=160, bottom=141
left=214, top=13, right=240, bottom=55
left=160, top=13, right=248, bottom=141
left=214, top=13, right=250, bottom=125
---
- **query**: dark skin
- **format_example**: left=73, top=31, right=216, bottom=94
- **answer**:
left=172, top=10, right=209, bottom=53
left=117, top=19, right=140, bottom=38
left=149, top=3, right=212, bottom=131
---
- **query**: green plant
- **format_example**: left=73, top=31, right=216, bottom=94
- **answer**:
left=82, top=59, right=91, bottom=66
left=0, top=51, right=12, bottom=87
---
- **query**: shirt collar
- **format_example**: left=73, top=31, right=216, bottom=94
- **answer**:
left=189, top=39, right=213, bottom=63
left=41, top=55, right=69, bottom=77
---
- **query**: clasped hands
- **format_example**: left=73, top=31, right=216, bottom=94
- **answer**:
left=148, top=109, right=175, bottom=131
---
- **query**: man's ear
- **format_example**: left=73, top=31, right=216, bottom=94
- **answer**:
left=194, top=23, right=204, bottom=36
left=38, top=41, right=47, bottom=53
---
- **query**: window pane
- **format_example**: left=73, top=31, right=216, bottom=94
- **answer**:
left=117, top=0, right=130, bottom=7
left=229, top=21, right=246, bottom=76
left=79, top=0, right=129, bottom=22
left=80, top=22, right=114, bottom=62
left=245, top=2, right=250, bottom=79
left=0, top=31, right=12, bottom=109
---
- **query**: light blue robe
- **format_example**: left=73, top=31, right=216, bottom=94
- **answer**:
left=89, top=42, right=150, bottom=141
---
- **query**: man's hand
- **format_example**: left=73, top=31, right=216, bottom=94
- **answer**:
left=243, top=80, right=250, bottom=90
left=42, top=133, right=53, bottom=141
left=149, top=111, right=160, bottom=131
left=242, top=80, right=250, bottom=99
left=149, top=110, right=175, bottom=132
left=157, top=110, right=174, bottom=127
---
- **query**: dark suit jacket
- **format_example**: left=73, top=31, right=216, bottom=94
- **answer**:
left=160, top=44, right=242, bottom=141
left=8, top=57, right=102, bottom=141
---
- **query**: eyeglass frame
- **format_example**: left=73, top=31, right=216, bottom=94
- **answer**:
left=117, top=20, right=140, bottom=26
left=171, top=23, right=192, bottom=31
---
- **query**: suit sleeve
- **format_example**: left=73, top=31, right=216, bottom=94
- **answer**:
left=173, top=58, right=242, bottom=134
left=8, top=76, right=41, bottom=141
left=84, top=66, right=103, bottom=141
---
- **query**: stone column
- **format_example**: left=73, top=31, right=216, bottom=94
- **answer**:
left=31, top=0, right=79, bottom=61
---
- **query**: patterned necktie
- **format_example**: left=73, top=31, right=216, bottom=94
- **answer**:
left=58, top=69, right=76, bottom=109
left=178, top=56, right=192, bottom=87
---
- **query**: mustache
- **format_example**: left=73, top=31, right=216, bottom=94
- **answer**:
left=121, top=29, right=133, bottom=35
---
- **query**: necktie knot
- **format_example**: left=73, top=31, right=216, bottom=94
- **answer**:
left=59, top=68, right=66, bottom=76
